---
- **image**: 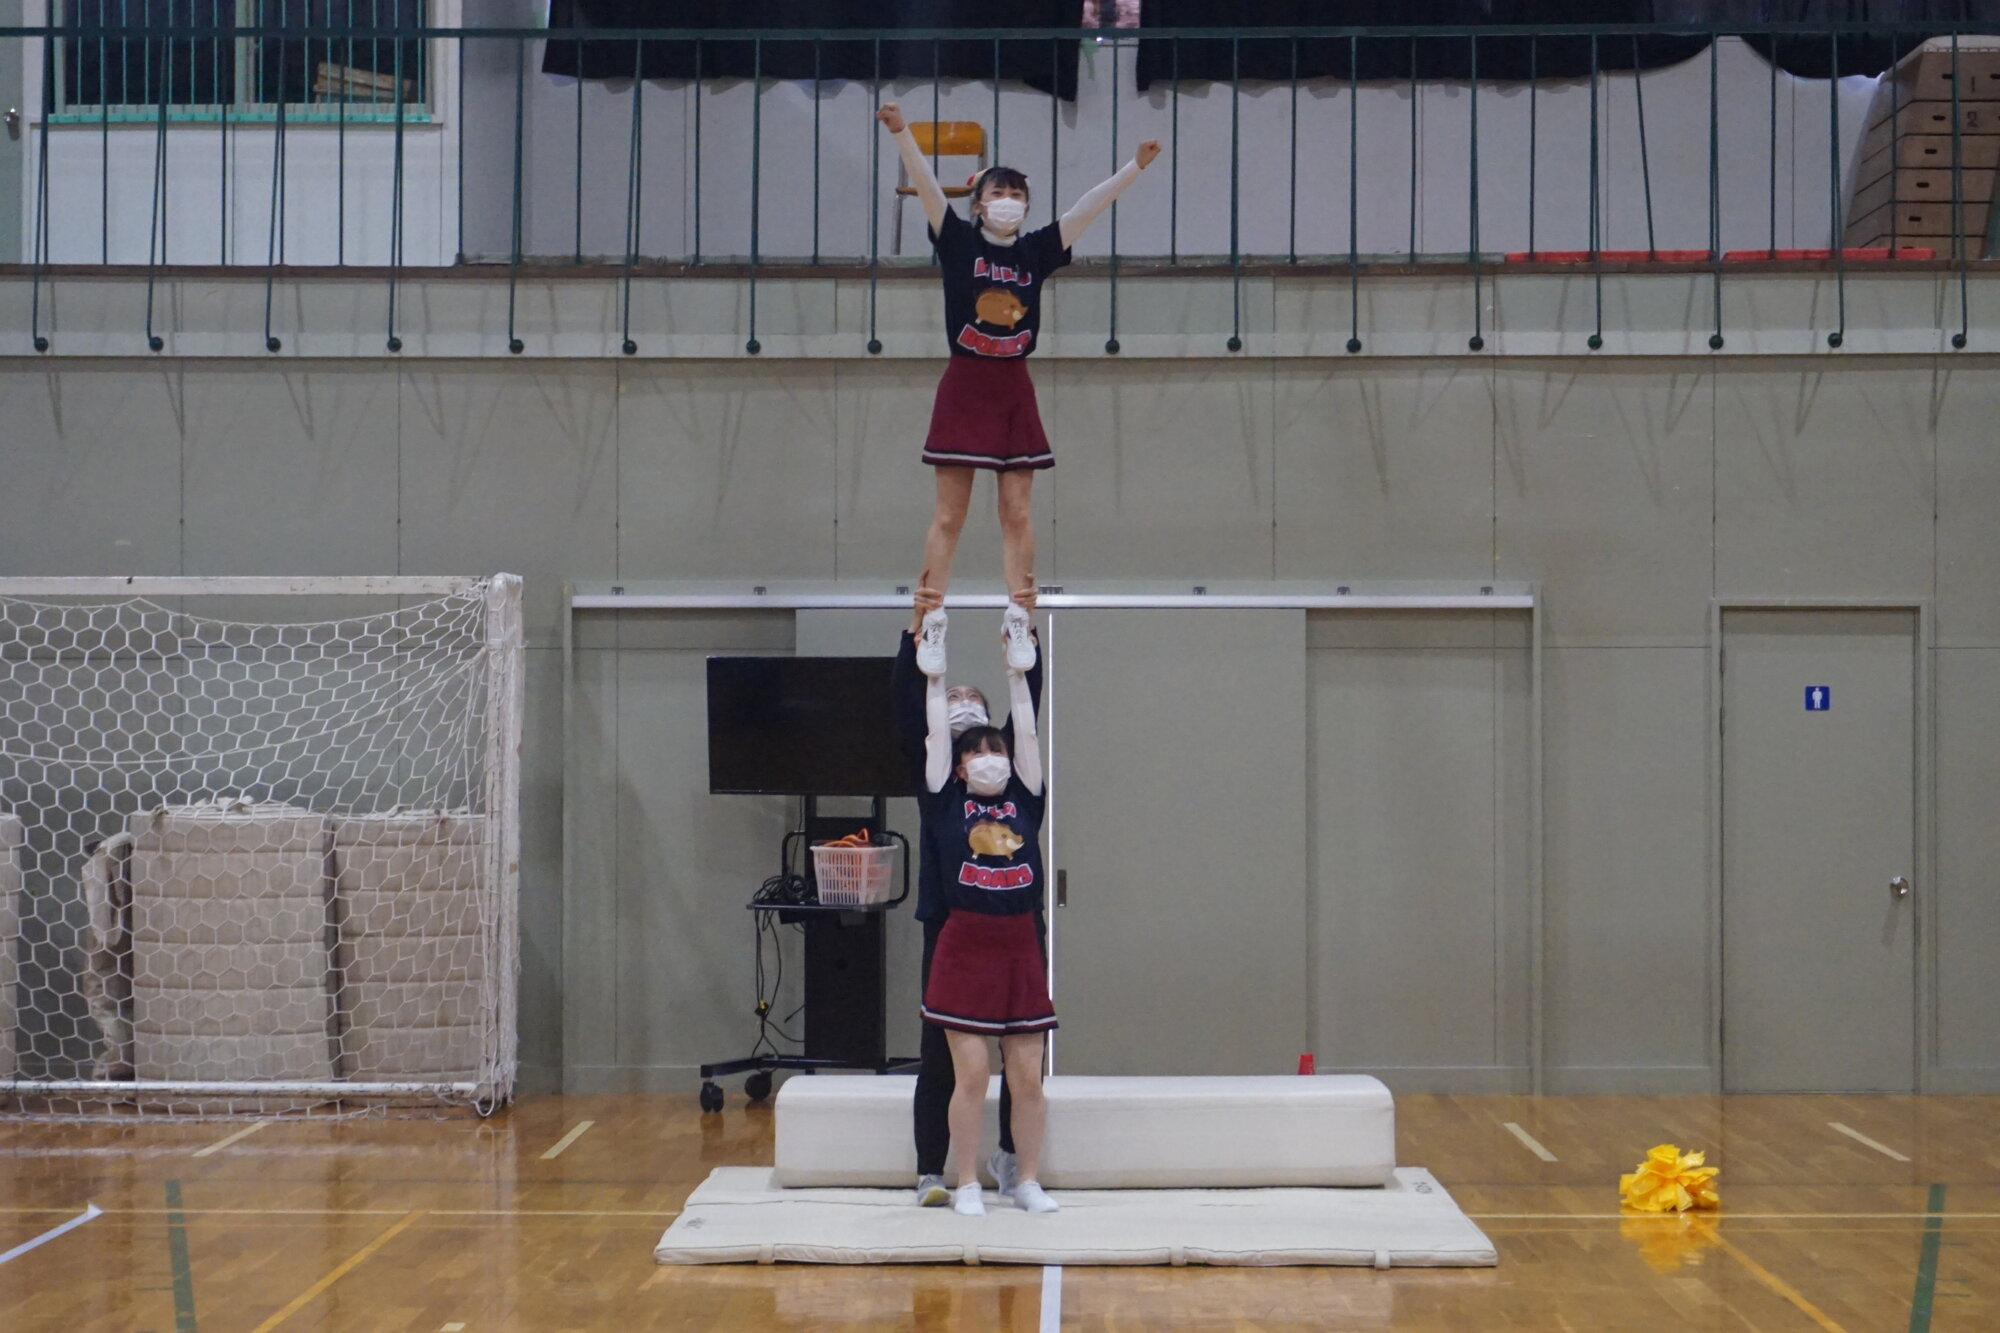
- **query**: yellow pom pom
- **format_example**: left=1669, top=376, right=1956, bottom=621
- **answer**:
left=1619, top=1143, right=1721, bottom=1213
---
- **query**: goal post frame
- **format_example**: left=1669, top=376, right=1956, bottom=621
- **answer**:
left=0, top=573, right=527, bottom=1116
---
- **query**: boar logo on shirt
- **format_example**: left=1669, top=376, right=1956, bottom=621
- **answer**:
left=975, top=287, right=1029, bottom=328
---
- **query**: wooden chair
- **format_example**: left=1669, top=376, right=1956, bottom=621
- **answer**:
left=893, top=121, right=988, bottom=254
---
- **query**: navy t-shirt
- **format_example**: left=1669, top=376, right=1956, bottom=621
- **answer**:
left=890, top=630, right=1043, bottom=923
left=921, top=775, right=1046, bottom=916
left=930, top=209, right=1072, bottom=359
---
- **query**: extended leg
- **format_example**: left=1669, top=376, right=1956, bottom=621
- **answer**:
left=945, top=1029, right=992, bottom=1213
left=913, top=921, right=953, bottom=1198
left=1000, top=1032, right=1057, bottom=1212
left=922, top=466, right=977, bottom=596
left=997, top=468, right=1036, bottom=597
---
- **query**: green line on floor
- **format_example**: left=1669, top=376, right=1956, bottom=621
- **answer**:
left=165, top=1180, right=198, bottom=1333
left=1907, top=1182, right=1945, bottom=1333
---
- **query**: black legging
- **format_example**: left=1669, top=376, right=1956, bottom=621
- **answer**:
left=914, top=910, right=1048, bottom=1178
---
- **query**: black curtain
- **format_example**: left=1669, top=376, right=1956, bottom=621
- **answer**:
left=1132, top=1, right=2000, bottom=88
left=540, top=1, right=1088, bottom=100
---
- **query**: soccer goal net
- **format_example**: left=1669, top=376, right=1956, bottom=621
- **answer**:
left=0, top=576, right=523, bottom=1117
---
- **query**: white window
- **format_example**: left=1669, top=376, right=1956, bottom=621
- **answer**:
left=49, top=0, right=431, bottom=123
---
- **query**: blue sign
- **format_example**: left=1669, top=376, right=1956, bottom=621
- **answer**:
left=1805, top=686, right=1831, bottom=712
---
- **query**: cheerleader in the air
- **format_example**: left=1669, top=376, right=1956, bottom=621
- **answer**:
left=876, top=102, right=1159, bottom=665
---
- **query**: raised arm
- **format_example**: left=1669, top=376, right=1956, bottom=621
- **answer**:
left=895, top=585, right=944, bottom=782
left=924, top=671, right=953, bottom=795
left=879, top=103, right=949, bottom=236
left=1007, top=639, right=1043, bottom=798
left=1058, top=139, right=1161, bottom=249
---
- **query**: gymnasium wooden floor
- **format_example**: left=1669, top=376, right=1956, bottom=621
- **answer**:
left=1, top=1092, right=1995, bottom=1331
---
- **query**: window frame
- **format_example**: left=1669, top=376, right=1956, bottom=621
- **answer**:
left=46, top=0, right=436, bottom=126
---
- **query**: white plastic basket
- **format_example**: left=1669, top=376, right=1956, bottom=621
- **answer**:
left=811, top=842, right=899, bottom=907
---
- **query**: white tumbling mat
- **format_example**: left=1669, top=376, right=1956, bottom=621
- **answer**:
left=654, top=1166, right=1497, bottom=1268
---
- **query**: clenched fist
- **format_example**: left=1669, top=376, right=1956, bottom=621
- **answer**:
left=876, top=103, right=906, bottom=134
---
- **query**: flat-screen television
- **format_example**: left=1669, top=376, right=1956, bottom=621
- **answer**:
left=706, top=656, right=919, bottom=797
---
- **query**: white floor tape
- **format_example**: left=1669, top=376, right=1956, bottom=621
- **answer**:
left=0, top=1203, right=103, bottom=1266
left=1040, top=1265, right=1062, bottom=1331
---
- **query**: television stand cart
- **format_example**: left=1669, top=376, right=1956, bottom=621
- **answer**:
left=699, top=796, right=921, bottom=1113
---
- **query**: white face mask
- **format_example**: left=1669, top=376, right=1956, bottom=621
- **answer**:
left=981, top=197, right=1027, bottom=230
left=963, top=753, right=1012, bottom=795
left=947, top=699, right=990, bottom=736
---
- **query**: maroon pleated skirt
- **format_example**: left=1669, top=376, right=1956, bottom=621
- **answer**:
left=920, top=910, right=1057, bottom=1036
left=922, top=355, right=1054, bottom=472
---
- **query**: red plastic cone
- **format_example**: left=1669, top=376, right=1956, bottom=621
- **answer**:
left=1297, top=1053, right=1316, bottom=1076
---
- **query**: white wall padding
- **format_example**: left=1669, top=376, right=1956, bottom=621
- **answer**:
left=126, top=802, right=337, bottom=1083
left=330, top=813, right=488, bottom=1080
left=0, top=814, right=21, bottom=1083
left=774, top=1075, right=1399, bottom=1189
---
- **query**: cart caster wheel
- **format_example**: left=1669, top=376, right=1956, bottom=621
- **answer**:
left=744, top=1071, right=774, bottom=1103
left=699, top=1081, right=724, bottom=1114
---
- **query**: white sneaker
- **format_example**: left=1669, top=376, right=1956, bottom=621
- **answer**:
left=952, top=1182, right=986, bottom=1216
left=917, top=609, right=949, bottom=678
left=1002, top=605, right=1036, bottom=673
left=917, top=1174, right=951, bottom=1207
left=987, top=1147, right=1020, bottom=1198
left=1013, top=1181, right=1060, bottom=1214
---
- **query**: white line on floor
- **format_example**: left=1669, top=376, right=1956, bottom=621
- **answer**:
left=1039, top=1265, right=1062, bottom=1332
left=540, top=1120, right=596, bottom=1161
left=0, top=1203, right=103, bottom=1266
left=1502, top=1121, right=1559, bottom=1162
left=1828, top=1122, right=1911, bottom=1162
left=440, top=1324, right=467, bottom=1332
left=192, top=1120, right=270, bottom=1158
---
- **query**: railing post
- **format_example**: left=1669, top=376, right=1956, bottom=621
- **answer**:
left=217, top=0, right=227, bottom=265
left=1106, top=31, right=1120, bottom=355
left=1951, top=30, right=1970, bottom=349
left=1768, top=34, right=1779, bottom=256
left=620, top=37, right=643, bottom=356
left=1632, top=38, right=1658, bottom=259
left=99, top=24, right=108, bottom=265
left=1168, top=36, right=1178, bottom=264
left=866, top=37, right=882, bottom=355
left=574, top=33, right=584, bottom=264
left=1227, top=34, right=1241, bottom=352
left=1527, top=36, right=1537, bottom=258
left=385, top=18, right=405, bottom=352
left=691, top=38, right=702, bottom=265
left=1407, top=35, right=1417, bottom=259
left=1347, top=32, right=1361, bottom=354
left=746, top=37, right=762, bottom=355
left=1827, top=32, right=1844, bottom=349
left=144, top=28, right=168, bottom=352
left=810, top=39, right=821, bottom=265
left=31, top=26, right=53, bottom=351
left=1469, top=34, right=1483, bottom=352
left=1588, top=34, right=1603, bottom=351
left=1708, top=35, right=1724, bottom=350
left=1287, top=36, right=1298, bottom=266
left=507, top=34, right=526, bottom=354
left=263, top=59, right=287, bottom=352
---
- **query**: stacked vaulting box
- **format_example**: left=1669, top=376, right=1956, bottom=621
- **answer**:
left=126, top=803, right=339, bottom=1083
left=1, top=813, right=22, bottom=1084
left=45, top=800, right=490, bottom=1097
left=329, top=813, right=488, bottom=1081
left=1848, top=38, right=2000, bottom=253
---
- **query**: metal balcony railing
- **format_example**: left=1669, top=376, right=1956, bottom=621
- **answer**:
left=6, top=19, right=1999, bottom=354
